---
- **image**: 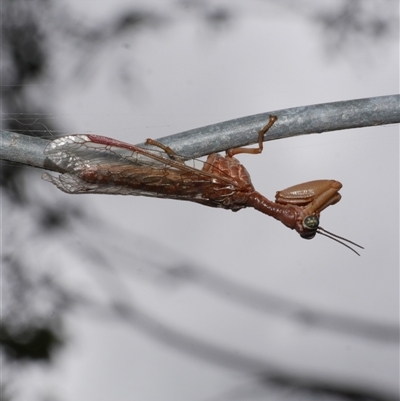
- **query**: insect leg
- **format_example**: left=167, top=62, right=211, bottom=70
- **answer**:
left=227, top=115, right=277, bottom=157
left=145, top=138, right=184, bottom=163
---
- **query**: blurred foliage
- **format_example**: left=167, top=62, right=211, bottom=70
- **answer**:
left=314, top=0, right=398, bottom=52
left=0, top=324, right=62, bottom=362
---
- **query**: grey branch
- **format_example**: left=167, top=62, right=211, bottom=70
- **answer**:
left=1, top=95, right=399, bottom=170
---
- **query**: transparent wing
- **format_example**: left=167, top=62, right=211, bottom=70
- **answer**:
left=42, top=134, right=178, bottom=195
left=42, top=135, right=237, bottom=199
left=44, top=135, right=168, bottom=172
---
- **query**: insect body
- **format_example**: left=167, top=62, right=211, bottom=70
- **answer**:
left=42, top=116, right=363, bottom=254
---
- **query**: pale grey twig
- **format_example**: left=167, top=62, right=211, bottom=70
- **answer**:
left=1, top=95, right=399, bottom=170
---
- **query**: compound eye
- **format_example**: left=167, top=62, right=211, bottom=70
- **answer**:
left=300, top=215, right=319, bottom=240
left=303, top=215, right=319, bottom=230
left=301, top=232, right=316, bottom=240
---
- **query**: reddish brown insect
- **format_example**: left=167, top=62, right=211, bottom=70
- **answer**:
left=42, top=116, right=363, bottom=254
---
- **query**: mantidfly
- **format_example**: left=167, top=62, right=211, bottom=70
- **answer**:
left=42, top=115, right=363, bottom=255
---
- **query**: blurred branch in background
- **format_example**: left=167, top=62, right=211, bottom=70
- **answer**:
left=75, top=220, right=400, bottom=345
left=66, top=215, right=399, bottom=401
left=61, top=216, right=399, bottom=401
left=109, top=302, right=399, bottom=401
left=1, top=95, right=400, bottom=168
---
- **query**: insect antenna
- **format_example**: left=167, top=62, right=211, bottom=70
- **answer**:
left=317, top=227, right=364, bottom=256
